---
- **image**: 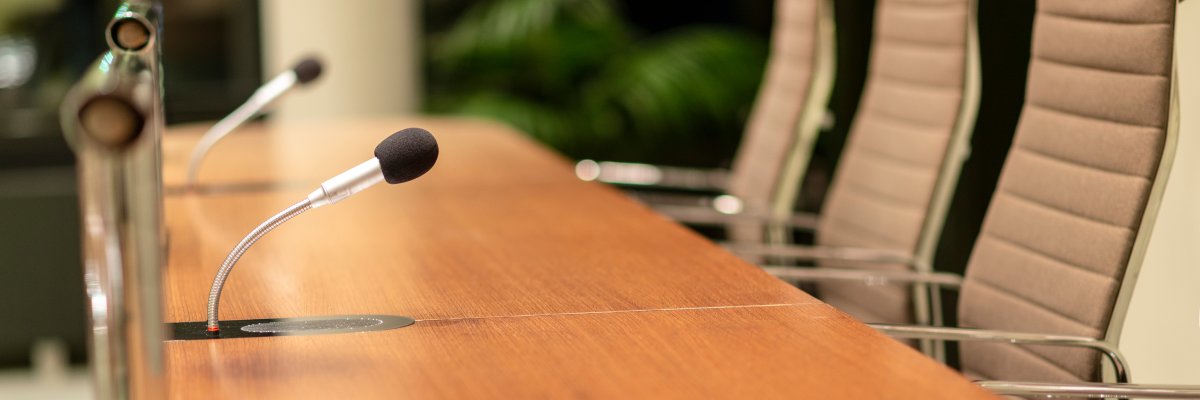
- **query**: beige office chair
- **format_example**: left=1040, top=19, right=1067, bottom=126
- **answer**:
left=789, top=0, right=1199, bottom=397
left=727, top=0, right=980, bottom=338
left=576, top=0, right=836, bottom=245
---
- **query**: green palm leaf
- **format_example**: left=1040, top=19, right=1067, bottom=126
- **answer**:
left=428, top=0, right=768, bottom=164
left=582, top=28, right=766, bottom=154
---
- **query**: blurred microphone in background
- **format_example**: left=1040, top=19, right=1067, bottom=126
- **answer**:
left=185, top=56, right=324, bottom=188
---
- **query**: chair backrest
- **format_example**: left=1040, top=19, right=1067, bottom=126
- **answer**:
left=814, top=0, right=978, bottom=324
left=725, top=0, right=835, bottom=243
left=957, top=0, right=1178, bottom=382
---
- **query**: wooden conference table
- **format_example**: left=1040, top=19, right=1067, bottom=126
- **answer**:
left=160, top=117, right=995, bottom=399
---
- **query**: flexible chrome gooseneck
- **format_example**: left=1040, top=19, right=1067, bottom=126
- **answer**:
left=206, top=199, right=313, bottom=332
left=202, top=127, right=439, bottom=335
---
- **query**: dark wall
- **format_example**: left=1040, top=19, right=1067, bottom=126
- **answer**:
left=797, top=0, right=876, bottom=211
left=619, top=0, right=773, bottom=37
left=161, top=1, right=263, bottom=123
left=935, top=0, right=1036, bottom=274
left=0, top=0, right=263, bottom=368
left=933, top=0, right=1036, bottom=327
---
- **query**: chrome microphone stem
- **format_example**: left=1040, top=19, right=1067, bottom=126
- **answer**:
left=307, top=158, right=385, bottom=208
left=206, top=199, right=313, bottom=332
left=185, top=71, right=297, bottom=188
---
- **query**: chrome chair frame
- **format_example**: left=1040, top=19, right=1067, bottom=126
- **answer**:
left=655, top=205, right=820, bottom=230
left=812, top=38, right=1191, bottom=396
left=720, top=0, right=981, bottom=364
left=873, top=324, right=1130, bottom=383
left=770, top=266, right=1200, bottom=398
left=872, top=324, right=1200, bottom=398
left=577, top=0, right=837, bottom=235
left=574, top=160, right=730, bottom=193
left=764, top=257, right=1200, bottom=397
left=977, top=381, right=1200, bottom=399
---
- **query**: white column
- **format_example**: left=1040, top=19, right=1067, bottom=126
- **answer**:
left=1119, top=0, right=1200, bottom=385
left=259, top=0, right=422, bottom=120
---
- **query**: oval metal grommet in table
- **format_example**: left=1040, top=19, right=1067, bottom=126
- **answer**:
left=167, top=315, right=415, bottom=340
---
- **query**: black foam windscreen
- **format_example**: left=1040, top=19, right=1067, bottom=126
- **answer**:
left=374, top=128, right=439, bottom=184
left=292, top=57, right=323, bottom=84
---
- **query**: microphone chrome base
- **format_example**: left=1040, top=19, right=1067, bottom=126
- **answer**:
left=169, top=314, right=415, bottom=341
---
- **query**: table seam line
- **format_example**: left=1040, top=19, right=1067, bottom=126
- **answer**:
left=413, top=302, right=827, bottom=322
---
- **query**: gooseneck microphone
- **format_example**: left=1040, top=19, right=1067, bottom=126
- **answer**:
left=185, top=56, right=324, bottom=188
left=205, top=128, right=438, bottom=334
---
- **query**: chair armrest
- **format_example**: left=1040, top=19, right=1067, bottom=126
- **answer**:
left=976, top=381, right=1200, bottom=399
left=575, top=160, right=728, bottom=191
left=761, top=266, right=962, bottom=289
left=629, top=192, right=715, bottom=208
left=868, top=324, right=1130, bottom=383
left=654, top=204, right=820, bottom=230
left=726, top=243, right=920, bottom=266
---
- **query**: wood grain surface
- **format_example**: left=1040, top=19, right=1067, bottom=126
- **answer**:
left=163, top=184, right=817, bottom=323
left=161, top=117, right=994, bottom=399
left=166, top=305, right=993, bottom=399
left=163, top=117, right=577, bottom=191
